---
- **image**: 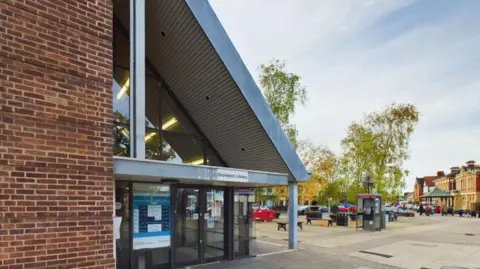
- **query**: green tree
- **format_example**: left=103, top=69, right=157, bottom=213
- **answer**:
left=340, top=103, right=419, bottom=200
left=256, top=59, right=308, bottom=204
left=259, top=59, right=307, bottom=149
left=298, top=140, right=343, bottom=205
left=255, top=60, right=307, bottom=204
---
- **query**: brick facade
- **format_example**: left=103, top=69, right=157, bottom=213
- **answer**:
left=0, top=1, right=114, bottom=268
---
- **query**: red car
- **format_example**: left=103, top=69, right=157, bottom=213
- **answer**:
left=338, top=205, right=357, bottom=213
left=252, top=208, right=276, bottom=221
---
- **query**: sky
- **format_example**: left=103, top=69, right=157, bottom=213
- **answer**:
left=209, top=0, right=480, bottom=191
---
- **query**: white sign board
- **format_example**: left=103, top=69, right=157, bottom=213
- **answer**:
left=216, top=169, right=248, bottom=182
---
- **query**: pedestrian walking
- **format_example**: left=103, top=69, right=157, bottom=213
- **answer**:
left=441, top=204, right=447, bottom=216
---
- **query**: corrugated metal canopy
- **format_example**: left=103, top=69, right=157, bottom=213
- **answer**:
left=115, top=0, right=309, bottom=181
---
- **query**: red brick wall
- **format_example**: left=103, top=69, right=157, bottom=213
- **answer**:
left=413, top=183, right=422, bottom=203
left=0, top=1, right=114, bottom=268
left=476, top=174, right=480, bottom=192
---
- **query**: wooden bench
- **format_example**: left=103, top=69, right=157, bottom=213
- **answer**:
left=306, top=218, right=332, bottom=227
left=276, top=221, right=303, bottom=231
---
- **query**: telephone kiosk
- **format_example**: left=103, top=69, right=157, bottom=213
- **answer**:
left=356, top=194, right=383, bottom=232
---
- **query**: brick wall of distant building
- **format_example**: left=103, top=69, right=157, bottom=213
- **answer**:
left=0, top=1, right=114, bottom=268
left=476, top=173, right=480, bottom=192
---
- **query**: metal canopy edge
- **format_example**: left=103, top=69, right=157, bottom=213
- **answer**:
left=185, top=0, right=310, bottom=182
left=113, top=156, right=288, bottom=186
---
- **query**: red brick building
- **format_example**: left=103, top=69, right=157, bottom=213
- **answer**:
left=413, top=171, right=444, bottom=203
left=1, top=1, right=115, bottom=268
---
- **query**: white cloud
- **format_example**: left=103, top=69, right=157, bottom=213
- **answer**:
left=210, top=0, right=480, bottom=190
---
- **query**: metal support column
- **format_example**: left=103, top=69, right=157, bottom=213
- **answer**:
left=130, top=0, right=146, bottom=159
left=288, top=181, right=298, bottom=249
left=225, top=188, right=234, bottom=260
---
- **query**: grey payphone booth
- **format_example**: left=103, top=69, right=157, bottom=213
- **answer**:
left=356, top=194, right=382, bottom=232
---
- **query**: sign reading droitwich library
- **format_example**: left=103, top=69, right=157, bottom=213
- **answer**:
left=216, top=169, right=248, bottom=182
left=132, top=183, right=170, bottom=250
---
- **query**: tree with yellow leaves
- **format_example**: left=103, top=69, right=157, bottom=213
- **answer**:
left=297, top=140, right=334, bottom=205
left=257, top=59, right=307, bottom=205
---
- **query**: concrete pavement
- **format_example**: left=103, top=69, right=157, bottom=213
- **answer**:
left=195, top=214, right=480, bottom=269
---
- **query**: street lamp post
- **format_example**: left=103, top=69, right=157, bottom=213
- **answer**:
left=328, top=197, right=332, bottom=214
left=363, top=175, right=374, bottom=193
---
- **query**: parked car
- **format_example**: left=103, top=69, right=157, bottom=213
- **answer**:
left=298, top=205, right=310, bottom=215
left=252, top=207, right=276, bottom=221
left=319, top=206, right=329, bottom=213
left=337, top=204, right=357, bottom=213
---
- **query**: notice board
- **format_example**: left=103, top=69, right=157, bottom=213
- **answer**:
left=132, top=183, right=170, bottom=249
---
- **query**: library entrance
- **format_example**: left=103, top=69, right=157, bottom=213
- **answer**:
left=115, top=180, right=256, bottom=269
left=173, top=186, right=226, bottom=267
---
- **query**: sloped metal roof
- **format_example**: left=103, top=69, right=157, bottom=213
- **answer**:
left=115, top=0, right=309, bottom=181
left=421, top=187, right=451, bottom=198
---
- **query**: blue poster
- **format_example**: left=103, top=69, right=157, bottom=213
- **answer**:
left=132, top=183, right=170, bottom=249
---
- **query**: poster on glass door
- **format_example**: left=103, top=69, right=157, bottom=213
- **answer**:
left=132, top=183, right=170, bottom=249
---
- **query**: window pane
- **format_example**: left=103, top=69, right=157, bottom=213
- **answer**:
left=145, top=74, right=161, bottom=130
left=113, top=10, right=130, bottom=157
left=234, top=188, right=256, bottom=258
left=145, top=130, right=206, bottom=165
left=113, top=124, right=130, bottom=157
left=115, top=181, right=130, bottom=269
left=205, top=189, right=225, bottom=260
left=145, top=128, right=162, bottom=160
left=206, top=145, right=224, bottom=167
left=163, top=133, right=205, bottom=165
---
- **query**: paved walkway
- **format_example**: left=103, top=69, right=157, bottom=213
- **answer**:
left=191, top=248, right=402, bottom=269
left=193, top=215, right=480, bottom=269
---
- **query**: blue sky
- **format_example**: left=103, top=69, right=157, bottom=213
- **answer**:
left=210, top=0, right=480, bottom=190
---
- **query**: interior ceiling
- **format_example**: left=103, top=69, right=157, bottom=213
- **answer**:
left=115, top=0, right=293, bottom=178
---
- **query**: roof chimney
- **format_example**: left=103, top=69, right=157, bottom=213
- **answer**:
left=450, top=166, right=460, bottom=173
left=437, top=171, right=445, bottom=177
left=466, top=160, right=475, bottom=168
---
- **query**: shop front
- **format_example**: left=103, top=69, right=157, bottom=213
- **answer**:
left=113, top=160, right=291, bottom=269
left=114, top=182, right=261, bottom=269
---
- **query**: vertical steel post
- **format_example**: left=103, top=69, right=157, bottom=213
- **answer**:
left=131, top=0, right=146, bottom=159
left=288, top=181, right=298, bottom=249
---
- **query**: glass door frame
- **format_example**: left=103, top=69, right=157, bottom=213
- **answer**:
left=170, top=185, right=233, bottom=268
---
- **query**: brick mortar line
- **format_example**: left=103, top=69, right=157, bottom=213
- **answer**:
left=1, top=1, right=112, bottom=42
left=0, top=55, right=113, bottom=87
left=0, top=109, right=114, bottom=130
left=2, top=215, right=114, bottom=221
left=1, top=162, right=113, bottom=171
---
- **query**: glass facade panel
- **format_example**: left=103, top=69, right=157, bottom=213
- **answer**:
left=205, top=189, right=225, bottom=260
left=175, top=188, right=200, bottom=266
left=113, top=4, right=131, bottom=157
left=206, top=145, right=224, bottom=166
left=234, top=188, right=256, bottom=258
left=112, top=2, right=131, bottom=156
left=163, top=133, right=205, bottom=165
left=115, top=181, right=131, bottom=269
left=145, top=128, right=205, bottom=165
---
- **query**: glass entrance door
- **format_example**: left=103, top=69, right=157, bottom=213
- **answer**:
left=174, top=188, right=201, bottom=266
left=173, top=187, right=226, bottom=267
left=204, top=189, right=225, bottom=261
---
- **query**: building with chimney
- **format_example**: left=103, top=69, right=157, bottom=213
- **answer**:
left=452, top=161, right=480, bottom=210
left=413, top=171, right=444, bottom=203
